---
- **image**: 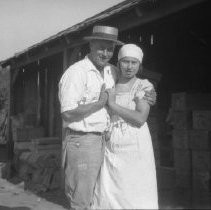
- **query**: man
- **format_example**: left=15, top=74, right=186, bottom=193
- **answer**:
left=58, top=25, right=156, bottom=210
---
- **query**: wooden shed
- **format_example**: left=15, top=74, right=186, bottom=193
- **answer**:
left=0, top=0, right=210, bottom=207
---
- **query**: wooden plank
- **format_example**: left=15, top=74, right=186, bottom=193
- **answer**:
left=172, top=129, right=190, bottom=149
left=147, top=115, right=159, bottom=133
left=7, top=65, right=13, bottom=161
left=0, top=162, right=7, bottom=178
left=171, top=92, right=211, bottom=111
left=193, top=111, right=211, bottom=130
left=9, top=40, right=86, bottom=70
left=192, top=150, right=211, bottom=172
left=13, top=142, right=32, bottom=151
left=174, top=149, right=192, bottom=173
left=189, top=130, right=211, bottom=150
left=48, top=77, right=54, bottom=137
left=175, top=171, right=192, bottom=189
left=62, top=48, right=72, bottom=71
left=34, top=144, right=61, bottom=151
left=159, top=147, right=174, bottom=167
left=192, top=171, right=211, bottom=193
left=192, top=191, right=211, bottom=208
left=31, top=137, right=60, bottom=145
left=14, top=127, right=45, bottom=142
left=171, top=111, right=192, bottom=129
left=151, top=131, right=159, bottom=149
left=0, top=144, right=8, bottom=162
left=156, top=166, right=176, bottom=190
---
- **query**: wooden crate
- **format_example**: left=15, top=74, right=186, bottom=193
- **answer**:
left=174, top=149, right=192, bottom=173
left=14, top=142, right=32, bottom=152
left=150, top=131, right=159, bottom=149
left=156, top=166, right=176, bottom=190
left=192, top=171, right=211, bottom=193
left=193, top=111, right=211, bottom=130
left=192, top=192, right=211, bottom=208
left=159, top=147, right=174, bottom=167
left=31, top=137, right=60, bottom=145
left=172, top=129, right=190, bottom=149
left=148, top=116, right=159, bottom=133
left=14, top=127, right=45, bottom=142
left=0, top=162, right=6, bottom=178
left=171, top=92, right=211, bottom=111
left=175, top=171, right=192, bottom=189
left=189, top=130, right=211, bottom=150
left=171, top=111, right=192, bottom=129
left=192, top=150, right=211, bottom=172
left=0, top=144, right=8, bottom=161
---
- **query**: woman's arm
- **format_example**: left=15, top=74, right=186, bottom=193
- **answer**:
left=107, top=89, right=150, bottom=127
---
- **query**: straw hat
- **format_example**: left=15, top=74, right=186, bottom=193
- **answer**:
left=84, top=25, right=124, bottom=45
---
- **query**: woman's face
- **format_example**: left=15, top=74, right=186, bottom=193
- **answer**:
left=119, top=56, right=140, bottom=79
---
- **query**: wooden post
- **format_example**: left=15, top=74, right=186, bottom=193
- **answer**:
left=48, top=75, right=54, bottom=137
left=5, top=65, right=12, bottom=178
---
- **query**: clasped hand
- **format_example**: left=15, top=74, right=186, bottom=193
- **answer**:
left=98, top=84, right=115, bottom=106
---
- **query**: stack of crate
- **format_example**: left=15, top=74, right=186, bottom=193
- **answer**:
left=148, top=105, right=179, bottom=208
left=191, top=110, right=211, bottom=207
left=13, top=137, right=61, bottom=192
left=171, top=92, right=211, bottom=208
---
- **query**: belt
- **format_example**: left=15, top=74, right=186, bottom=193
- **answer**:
left=65, top=128, right=103, bottom=136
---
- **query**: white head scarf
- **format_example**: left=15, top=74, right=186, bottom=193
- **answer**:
left=118, top=44, right=143, bottom=63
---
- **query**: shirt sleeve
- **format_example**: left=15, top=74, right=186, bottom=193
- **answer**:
left=135, top=79, right=154, bottom=100
left=58, top=67, right=86, bottom=113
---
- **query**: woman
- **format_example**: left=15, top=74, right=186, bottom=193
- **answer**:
left=92, top=44, right=158, bottom=209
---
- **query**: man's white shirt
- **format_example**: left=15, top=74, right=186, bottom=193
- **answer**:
left=58, top=56, right=117, bottom=132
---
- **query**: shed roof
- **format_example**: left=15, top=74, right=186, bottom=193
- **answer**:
left=0, top=0, right=206, bottom=67
left=0, top=0, right=143, bottom=66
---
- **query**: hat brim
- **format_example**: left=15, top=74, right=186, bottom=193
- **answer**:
left=84, top=36, right=124, bottom=45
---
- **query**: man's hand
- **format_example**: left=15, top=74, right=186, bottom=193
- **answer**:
left=98, top=83, right=108, bottom=106
left=143, top=88, right=157, bottom=106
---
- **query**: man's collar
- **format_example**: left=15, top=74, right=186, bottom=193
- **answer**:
left=85, top=55, right=110, bottom=73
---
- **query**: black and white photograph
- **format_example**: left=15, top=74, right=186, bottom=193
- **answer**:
left=0, top=0, right=210, bottom=209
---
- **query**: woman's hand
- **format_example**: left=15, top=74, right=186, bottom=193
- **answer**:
left=106, top=88, right=116, bottom=106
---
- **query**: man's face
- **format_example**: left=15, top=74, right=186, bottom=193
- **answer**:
left=89, top=40, right=115, bottom=69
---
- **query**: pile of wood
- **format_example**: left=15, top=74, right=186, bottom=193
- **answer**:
left=13, top=134, right=62, bottom=192
left=168, top=92, right=211, bottom=208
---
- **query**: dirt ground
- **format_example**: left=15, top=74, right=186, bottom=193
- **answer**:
left=1, top=176, right=210, bottom=210
left=0, top=178, right=69, bottom=210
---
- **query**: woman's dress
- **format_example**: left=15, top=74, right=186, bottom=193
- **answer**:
left=92, top=78, right=158, bottom=209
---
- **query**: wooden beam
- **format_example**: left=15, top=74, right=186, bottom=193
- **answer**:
left=62, top=48, right=72, bottom=72
left=48, top=76, right=54, bottom=137
left=11, top=40, right=86, bottom=69
left=104, top=0, right=208, bottom=32
left=6, top=65, right=13, bottom=162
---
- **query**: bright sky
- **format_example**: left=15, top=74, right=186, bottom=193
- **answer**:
left=0, top=0, right=124, bottom=61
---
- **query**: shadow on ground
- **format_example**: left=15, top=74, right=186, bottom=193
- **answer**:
left=0, top=206, right=31, bottom=210
left=35, top=190, right=69, bottom=209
